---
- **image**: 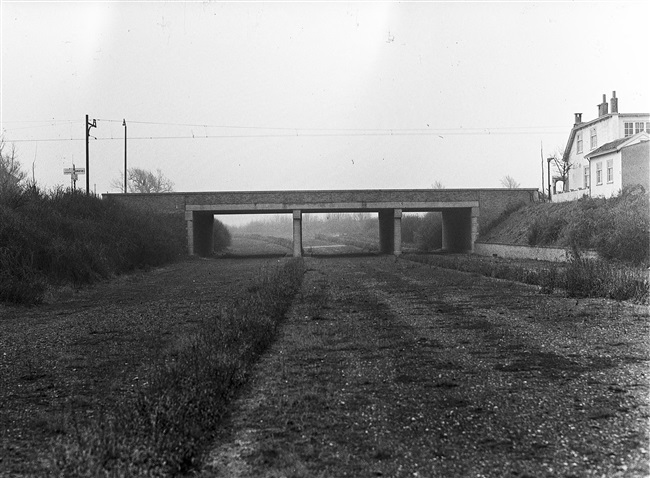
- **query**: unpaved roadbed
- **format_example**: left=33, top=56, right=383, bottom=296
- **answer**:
left=203, top=256, right=649, bottom=478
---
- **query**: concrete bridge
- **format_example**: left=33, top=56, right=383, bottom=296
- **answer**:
left=103, top=189, right=538, bottom=257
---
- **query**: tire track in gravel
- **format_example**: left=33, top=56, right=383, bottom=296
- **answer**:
left=202, top=256, right=649, bottom=478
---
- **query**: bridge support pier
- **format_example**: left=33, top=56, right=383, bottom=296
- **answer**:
left=379, top=208, right=402, bottom=256
left=186, top=211, right=214, bottom=257
left=292, top=210, right=303, bottom=257
left=441, top=208, right=477, bottom=253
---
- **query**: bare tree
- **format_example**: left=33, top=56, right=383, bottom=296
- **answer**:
left=111, top=167, right=174, bottom=193
left=0, top=137, right=27, bottom=193
left=549, top=147, right=572, bottom=192
left=500, top=175, right=520, bottom=189
left=431, top=180, right=446, bottom=189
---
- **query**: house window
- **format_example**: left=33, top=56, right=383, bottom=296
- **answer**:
left=625, top=122, right=634, bottom=137
left=596, top=162, right=603, bottom=185
left=584, top=166, right=590, bottom=188
left=576, top=132, right=583, bottom=153
left=590, top=128, right=597, bottom=149
left=607, top=159, right=613, bottom=183
left=646, top=122, right=650, bottom=133
left=635, top=122, right=645, bottom=134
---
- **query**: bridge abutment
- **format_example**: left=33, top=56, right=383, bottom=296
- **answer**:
left=441, top=208, right=476, bottom=252
left=186, top=211, right=214, bottom=257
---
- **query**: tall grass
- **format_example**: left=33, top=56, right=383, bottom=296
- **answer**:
left=49, top=258, right=304, bottom=476
left=0, top=186, right=186, bottom=304
left=406, top=254, right=648, bottom=304
left=528, top=187, right=649, bottom=265
left=564, top=257, right=649, bottom=302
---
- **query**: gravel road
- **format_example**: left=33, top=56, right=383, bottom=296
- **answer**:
left=203, top=255, right=649, bottom=478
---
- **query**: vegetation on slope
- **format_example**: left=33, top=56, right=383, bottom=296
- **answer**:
left=0, top=186, right=188, bottom=304
left=479, top=186, right=649, bottom=265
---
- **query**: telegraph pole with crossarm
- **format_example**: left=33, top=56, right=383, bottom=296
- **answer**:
left=85, top=115, right=96, bottom=195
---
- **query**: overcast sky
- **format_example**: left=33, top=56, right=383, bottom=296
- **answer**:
left=2, top=1, right=649, bottom=198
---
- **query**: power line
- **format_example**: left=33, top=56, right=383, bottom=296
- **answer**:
left=2, top=117, right=568, bottom=134
left=93, top=119, right=569, bottom=133
left=3, top=119, right=568, bottom=143
left=0, top=119, right=78, bottom=124
left=4, top=128, right=568, bottom=143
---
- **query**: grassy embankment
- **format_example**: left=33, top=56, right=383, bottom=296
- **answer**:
left=0, top=186, right=187, bottom=304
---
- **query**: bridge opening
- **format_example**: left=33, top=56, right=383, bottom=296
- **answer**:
left=215, top=213, right=293, bottom=257
left=301, top=212, right=379, bottom=256
left=400, top=212, right=443, bottom=252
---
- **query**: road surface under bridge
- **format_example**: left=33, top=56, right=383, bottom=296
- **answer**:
left=103, top=189, right=538, bottom=257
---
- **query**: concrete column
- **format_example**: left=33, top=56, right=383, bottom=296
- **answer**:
left=471, top=207, right=479, bottom=253
left=292, top=210, right=303, bottom=257
left=442, top=208, right=472, bottom=252
left=393, top=208, right=402, bottom=256
left=193, top=212, right=214, bottom=257
left=379, top=210, right=394, bottom=254
left=185, top=211, right=194, bottom=255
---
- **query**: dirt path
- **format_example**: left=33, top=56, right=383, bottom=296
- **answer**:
left=202, top=255, right=649, bottom=478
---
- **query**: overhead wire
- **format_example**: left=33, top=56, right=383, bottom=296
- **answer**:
left=2, top=117, right=568, bottom=143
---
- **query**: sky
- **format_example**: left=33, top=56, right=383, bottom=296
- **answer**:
left=2, top=1, right=649, bottom=201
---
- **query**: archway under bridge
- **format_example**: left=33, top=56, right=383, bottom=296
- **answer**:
left=102, top=189, right=538, bottom=257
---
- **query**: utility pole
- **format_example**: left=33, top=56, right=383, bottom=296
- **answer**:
left=540, top=141, right=545, bottom=201
left=123, top=119, right=127, bottom=193
left=547, top=157, right=553, bottom=202
left=85, top=115, right=96, bottom=195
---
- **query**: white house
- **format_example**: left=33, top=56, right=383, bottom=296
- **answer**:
left=585, top=132, right=649, bottom=198
left=554, top=92, right=649, bottom=202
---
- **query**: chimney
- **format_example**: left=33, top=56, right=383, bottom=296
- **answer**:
left=574, top=113, right=583, bottom=125
left=598, top=93, right=609, bottom=117
left=610, top=90, right=618, bottom=113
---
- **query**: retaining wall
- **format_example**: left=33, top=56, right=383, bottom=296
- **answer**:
left=474, top=242, right=598, bottom=262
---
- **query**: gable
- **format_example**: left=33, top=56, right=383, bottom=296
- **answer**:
left=586, top=132, right=650, bottom=160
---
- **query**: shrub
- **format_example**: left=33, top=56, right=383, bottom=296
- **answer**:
left=415, top=212, right=443, bottom=251
left=562, top=190, right=649, bottom=264
left=401, top=215, right=424, bottom=244
left=213, top=220, right=232, bottom=252
left=0, top=187, right=187, bottom=304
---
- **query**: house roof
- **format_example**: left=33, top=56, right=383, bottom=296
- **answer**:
left=585, top=132, right=650, bottom=160
left=562, top=113, right=650, bottom=163
left=561, top=115, right=614, bottom=163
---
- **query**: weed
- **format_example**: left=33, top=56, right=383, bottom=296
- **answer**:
left=564, top=258, right=649, bottom=302
left=405, top=254, right=648, bottom=304
left=528, top=214, right=567, bottom=246
left=48, top=258, right=305, bottom=476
